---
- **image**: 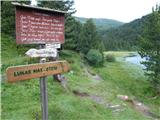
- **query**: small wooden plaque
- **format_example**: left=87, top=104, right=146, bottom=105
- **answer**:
left=6, top=61, right=70, bottom=82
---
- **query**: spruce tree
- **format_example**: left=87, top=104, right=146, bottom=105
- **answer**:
left=139, top=4, right=160, bottom=93
left=79, top=19, right=103, bottom=54
left=64, top=17, right=82, bottom=50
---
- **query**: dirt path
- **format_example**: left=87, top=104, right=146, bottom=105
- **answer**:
left=126, top=99, right=160, bottom=119
left=73, top=90, right=124, bottom=112
left=73, top=90, right=160, bottom=119
left=82, top=63, right=103, bottom=81
left=117, top=95, right=160, bottom=119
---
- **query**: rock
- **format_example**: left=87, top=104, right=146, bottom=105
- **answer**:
left=90, top=95, right=105, bottom=104
left=117, top=95, right=129, bottom=101
left=73, top=90, right=90, bottom=97
left=92, top=74, right=102, bottom=81
left=108, top=104, right=121, bottom=109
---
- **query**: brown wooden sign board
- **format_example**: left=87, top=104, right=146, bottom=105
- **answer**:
left=13, top=3, right=65, bottom=44
left=6, top=61, right=70, bottom=82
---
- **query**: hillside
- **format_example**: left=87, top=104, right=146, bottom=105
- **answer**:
left=75, top=17, right=124, bottom=32
left=75, top=15, right=152, bottom=51
left=101, top=14, right=151, bottom=50
left=1, top=2, right=160, bottom=119
left=1, top=35, right=160, bottom=120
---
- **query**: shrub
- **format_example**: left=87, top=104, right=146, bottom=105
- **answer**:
left=86, top=49, right=103, bottom=66
left=105, top=54, right=115, bottom=62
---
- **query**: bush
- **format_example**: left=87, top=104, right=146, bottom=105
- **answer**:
left=86, top=49, right=103, bottom=66
left=105, top=54, right=115, bottom=62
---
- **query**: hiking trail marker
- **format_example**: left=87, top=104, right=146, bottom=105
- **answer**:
left=8, top=2, right=67, bottom=120
left=25, top=48, right=58, bottom=58
left=6, top=61, right=70, bottom=82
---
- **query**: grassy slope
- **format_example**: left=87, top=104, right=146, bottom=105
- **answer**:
left=1, top=36, right=160, bottom=120
left=1, top=34, right=38, bottom=73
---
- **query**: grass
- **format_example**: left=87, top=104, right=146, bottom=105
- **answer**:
left=1, top=35, right=160, bottom=120
left=104, top=51, right=137, bottom=57
left=1, top=34, right=38, bottom=73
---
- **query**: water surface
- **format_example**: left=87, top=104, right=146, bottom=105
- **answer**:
left=125, top=55, right=146, bottom=68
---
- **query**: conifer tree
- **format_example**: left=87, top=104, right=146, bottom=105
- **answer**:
left=139, top=4, right=160, bottom=93
left=79, top=19, right=103, bottom=54
left=64, top=16, right=82, bottom=50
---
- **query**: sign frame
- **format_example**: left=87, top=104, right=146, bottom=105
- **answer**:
left=13, top=2, right=66, bottom=44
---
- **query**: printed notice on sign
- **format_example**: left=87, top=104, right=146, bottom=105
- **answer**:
left=16, top=7, right=65, bottom=44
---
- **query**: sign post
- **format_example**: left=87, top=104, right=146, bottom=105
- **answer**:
left=39, top=44, right=48, bottom=120
left=40, top=58, right=48, bottom=120
left=10, top=3, right=67, bottom=120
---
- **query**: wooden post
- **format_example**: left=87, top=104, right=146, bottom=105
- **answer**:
left=40, top=58, right=48, bottom=120
left=39, top=44, right=48, bottom=120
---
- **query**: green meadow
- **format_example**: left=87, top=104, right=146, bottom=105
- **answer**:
left=1, top=35, right=160, bottom=120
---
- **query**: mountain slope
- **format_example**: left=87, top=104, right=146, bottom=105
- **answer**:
left=101, top=14, right=151, bottom=50
left=75, top=17, right=124, bottom=32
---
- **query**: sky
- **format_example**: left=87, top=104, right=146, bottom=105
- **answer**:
left=73, top=0, right=160, bottom=23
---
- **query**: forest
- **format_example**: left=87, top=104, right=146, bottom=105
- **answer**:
left=100, top=15, right=150, bottom=50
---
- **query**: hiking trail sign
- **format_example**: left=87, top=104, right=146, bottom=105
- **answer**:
left=25, top=48, right=58, bottom=58
left=6, top=61, right=70, bottom=82
left=10, top=3, right=67, bottom=120
left=13, top=2, right=65, bottom=44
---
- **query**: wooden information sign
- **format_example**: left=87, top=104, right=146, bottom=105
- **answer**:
left=11, top=3, right=67, bottom=120
left=13, top=3, right=65, bottom=44
left=6, top=61, right=70, bottom=82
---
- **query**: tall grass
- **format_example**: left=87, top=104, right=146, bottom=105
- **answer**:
left=1, top=37, right=159, bottom=120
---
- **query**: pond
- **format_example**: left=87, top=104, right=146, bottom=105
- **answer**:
left=125, top=54, right=146, bottom=68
